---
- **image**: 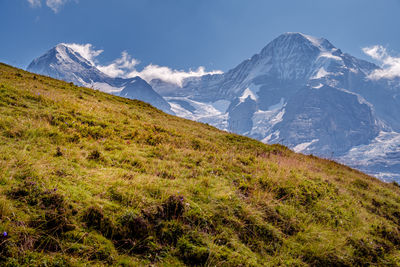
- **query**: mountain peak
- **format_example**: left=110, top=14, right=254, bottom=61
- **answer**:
left=260, top=32, right=337, bottom=56
left=282, top=32, right=336, bottom=51
left=27, top=43, right=103, bottom=85
left=55, top=43, right=69, bottom=49
left=54, top=43, right=93, bottom=67
left=27, top=43, right=174, bottom=114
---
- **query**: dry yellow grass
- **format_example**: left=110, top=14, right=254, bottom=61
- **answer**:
left=1, top=63, right=400, bottom=266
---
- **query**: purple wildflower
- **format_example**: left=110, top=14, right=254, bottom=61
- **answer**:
left=3, top=232, right=7, bottom=237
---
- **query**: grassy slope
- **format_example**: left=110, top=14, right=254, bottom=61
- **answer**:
left=0, top=62, right=400, bottom=266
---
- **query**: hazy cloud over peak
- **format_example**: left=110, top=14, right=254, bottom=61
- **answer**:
left=127, top=65, right=223, bottom=87
left=66, top=43, right=222, bottom=87
left=97, top=51, right=140, bottom=78
left=363, top=45, right=400, bottom=80
left=63, top=43, right=103, bottom=65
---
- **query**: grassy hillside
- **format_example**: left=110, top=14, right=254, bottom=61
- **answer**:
left=1, top=62, right=400, bottom=266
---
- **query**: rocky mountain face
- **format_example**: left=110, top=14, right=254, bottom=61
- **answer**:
left=151, top=33, right=400, bottom=181
left=27, top=34, right=400, bottom=181
left=27, top=44, right=173, bottom=114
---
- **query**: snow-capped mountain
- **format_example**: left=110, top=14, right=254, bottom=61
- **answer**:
left=27, top=35, right=400, bottom=181
left=151, top=33, right=400, bottom=181
left=27, top=44, right=173, bottom=114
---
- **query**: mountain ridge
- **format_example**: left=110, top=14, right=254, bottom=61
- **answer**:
left=27, top=44, right=173, bottom=114
left=151, top=32, right=400, bottom=181
left=26, top=33, right=400, bottom=181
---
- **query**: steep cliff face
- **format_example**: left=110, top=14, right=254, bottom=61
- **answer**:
left=151, top=33, right=400, bottom=180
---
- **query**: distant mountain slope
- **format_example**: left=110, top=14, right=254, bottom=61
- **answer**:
left=151, top=33, right=400, bottom=181
left=27, top=44, right=173, bottom=114
left=1, top=63, right=400, bottom=266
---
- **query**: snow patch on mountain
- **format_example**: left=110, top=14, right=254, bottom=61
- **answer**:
left=311, top=67, right=330, bottom=79
left=341, top=131, right=400, bottom=181
left=299, top=33, right=326, bottom=49
left=249, top=99, right=286, bottom=139
left=198, top=113, right=228, bottom=131
left=166, top=97, right=222, bottom=120
left=91, top=82, right=123, bottom=93
left=318, top=52, right=342, bottom=61
left=293, top=139, right=319, bottom=153
left=312, top=83, right=324, bottom=89
left=250, top=108, right=285, bottom=137
left=262, top=130, right=280, bottom=143
left=239, top=88, right=258, bottom=102
left=166, top=97, right=231, bottom=131
left=342, top=132, right=400, bottom=164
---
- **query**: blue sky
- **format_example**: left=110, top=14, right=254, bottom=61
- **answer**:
left=1, top=0, right=400, bottom=75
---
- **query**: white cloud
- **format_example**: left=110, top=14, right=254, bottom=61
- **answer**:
left=63, top=43, right=103, bottom=65
left=67, top=43, right=223, bottom=87
left=363, top=45, right=400, bottom=80
left=27, top=0, right=41, bottom=7
left=27, top=0, right=72, bottom=13
left=46, top=0, right=69, bottom=13
left=127, top=65, right=223, bottom=87
left=97, top=51, right=140, bottom=78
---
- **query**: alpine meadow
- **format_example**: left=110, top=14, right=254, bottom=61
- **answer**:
left=2, top=1, right=400, bottom=266
left=2, top=63, right=400, bottom=266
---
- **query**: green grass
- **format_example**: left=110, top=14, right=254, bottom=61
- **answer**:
left=1, top=62, right=400, bottom=266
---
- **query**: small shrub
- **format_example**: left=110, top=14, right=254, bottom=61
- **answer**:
left=191, top=139, right=201, bottom=150
left=157, top=220, right=185, bottom=245
left=41, top=210, right=74, bottom=234
left=87, top=149, right=102, bottom=160
left=83, top=206, right=115, bottom=238
left=33, top=234, right=62, bottom=252
left=160, top=195, right=185, bottom=220
left=54, top=147, right=63, bottom=157
left=349, top=237, right=389, bottom=264
left=372, top=224, right=400, bottom=246
left=40, top=190, right=65, bottom=209
left=8, top=180, right=42, bottom=206
left=176, top=235, right=209, bottom=265
left=353, top=179, right=369, bottom=190
left=67, top=133, right=80, bottom=143
left=85, top=233, right=117, bottom=264
left=118, top=211, right=149, bottom=240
